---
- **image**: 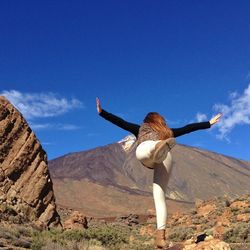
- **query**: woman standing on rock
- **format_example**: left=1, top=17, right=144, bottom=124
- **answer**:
left=96, top=97, right=221, bottom=249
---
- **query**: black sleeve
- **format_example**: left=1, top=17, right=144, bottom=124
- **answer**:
left=171, top=122, right=211, bottom=138
left=99, top=109, right=140, bottom=137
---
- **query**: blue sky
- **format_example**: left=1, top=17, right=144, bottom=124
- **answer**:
left=1, top=0, right=250, bottom=161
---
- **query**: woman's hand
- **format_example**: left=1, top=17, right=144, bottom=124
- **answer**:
left=209, top=113, right=222, bottom=125
left=96, top=97, right=102, bottom=114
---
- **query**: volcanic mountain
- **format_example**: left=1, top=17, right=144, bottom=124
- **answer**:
left=49, top=135, right=250, bottom=217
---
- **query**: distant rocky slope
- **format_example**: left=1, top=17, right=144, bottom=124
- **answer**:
left=49, top=135, right=250, bottom=217
left=0, top=96, right=60, bottom=228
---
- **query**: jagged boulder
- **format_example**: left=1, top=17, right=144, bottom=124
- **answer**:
left=166, top=236, right=231, bottom=250
left=183, top=236, right=231, bottom=250
left=64, top=211, right=88, bottom=230
left=0, top=96, right=61, bottom=228
left=115, top=214, right=140, bottom=226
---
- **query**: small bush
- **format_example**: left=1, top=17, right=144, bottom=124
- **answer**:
left=16, top=225, right=32, bottom=237
left=223, top=223, right=250, bottom=243
left=128, top=243, right=155, bottom=250
left=231, top=207, right=240, bottom=213
left=242, top=207, right=250, bottom=213
left=31, top=229, right=84, bottom=250
left=168, top=227, right=195, bottom=241
left=192, top=215, right=208, bottom=225
left=31, top=237, right=44, bottom=250
left=31, top=224, right=130, bottom=249
left=204, top=228, right=213, bottom=236
left=83, top=224, right=129, bottom=247
left=63, top=229, right=85, bottom=242
left=230, top=244, right=250, bottom=250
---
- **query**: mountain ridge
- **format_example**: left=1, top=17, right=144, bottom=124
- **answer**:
left=49, top=137, right=250, bottom=217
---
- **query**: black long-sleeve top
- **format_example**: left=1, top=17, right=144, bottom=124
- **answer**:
left=99, top=109, right=211, bottom=138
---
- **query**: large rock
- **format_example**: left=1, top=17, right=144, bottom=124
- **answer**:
left=64, top=211, right=88, bottom=230
left=0, top=96, right=60, bottom=228
left=183, top=236, right=231, bottom=250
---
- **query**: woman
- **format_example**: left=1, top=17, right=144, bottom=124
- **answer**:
left=96, top=98, right=221, bottom=249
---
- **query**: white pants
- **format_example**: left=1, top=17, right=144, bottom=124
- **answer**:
left=136, top=140, right=173, bottom=230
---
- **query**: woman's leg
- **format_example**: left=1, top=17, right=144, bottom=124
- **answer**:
left=135, top=139, right=175, bottom=168
left=135, top=140, right=158, bottom=168
left=136, top=141, right=174, bottom=248
left=153, top=152, right=173, bottom=230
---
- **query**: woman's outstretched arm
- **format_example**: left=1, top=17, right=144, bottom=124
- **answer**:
left=96, top=97, right=140, bottom=137
left=172, top=113, right=222, bottom=137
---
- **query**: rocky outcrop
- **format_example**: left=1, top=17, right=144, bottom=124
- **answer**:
left=183, top=236, right=231, bottom=250
left=115, top=214, right=140, bottom=226
left=164, top=235, right=231, bottom=250
left=64, top=211, right=88, bottom=230
left=0, top=96, right=60, bottom=228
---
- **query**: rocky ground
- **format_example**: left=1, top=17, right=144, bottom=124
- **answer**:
left=0, top=194, right=249, bottom=250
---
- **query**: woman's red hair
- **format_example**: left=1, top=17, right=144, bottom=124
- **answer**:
left=143, top=112, right=173, bottom=139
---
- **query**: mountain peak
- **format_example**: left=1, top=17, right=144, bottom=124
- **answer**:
left=118, top=134, right=136, bottom=152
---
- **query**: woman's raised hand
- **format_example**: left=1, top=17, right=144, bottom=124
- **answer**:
left=96, top=97, right=102, bottom=114
left=209, top=113, right=222, bottom=125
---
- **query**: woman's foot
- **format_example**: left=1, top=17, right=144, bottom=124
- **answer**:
left=155, top=229, right=167, bottom=249
left=152, top=138, right=176, bottom=163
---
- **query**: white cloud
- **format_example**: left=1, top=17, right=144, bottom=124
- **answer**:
left=29, top=123, right=51, bottom=130
left=0, top=90, right=83, bottom=120
left=213, top=84, right=250, bottom=140
left=58, top=124, right=82, bottom=130
left=30, top=123, right=82, bottom=131
left=196, top=112, right=208, bottom=122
